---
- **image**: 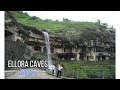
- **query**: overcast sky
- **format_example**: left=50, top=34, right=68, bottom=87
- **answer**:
left=23, top=11, right=120, bottom=29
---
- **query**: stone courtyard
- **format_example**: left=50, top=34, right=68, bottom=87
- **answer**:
left=5, top=68, right=58, bottom=79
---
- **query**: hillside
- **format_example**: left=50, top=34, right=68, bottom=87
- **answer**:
left=10, top=11, right=115, bottom=45
left=10, top=11, right=99, bottom=34
left=6, top=11, right=115, bottom=79
left=10, top=11, right=115, bottom=46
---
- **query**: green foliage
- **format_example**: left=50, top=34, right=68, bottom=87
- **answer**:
left=10, top=11, right=115, bottom=49
left=31, top=52, right=47, bottom=60
left=10, top=11, right=98, bottom=34
left=53, top=60, right=115, bottom=79
left=10, top=11, right=116, bottom=35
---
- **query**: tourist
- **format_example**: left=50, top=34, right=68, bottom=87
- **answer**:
left=52, top=64, right=56, bottom=75
left=61, top=64, right=64, bottom=76
left=57, top=64, right=62, bottom=78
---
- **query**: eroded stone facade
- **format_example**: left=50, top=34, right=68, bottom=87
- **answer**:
left=5, top=11, right=114, bottom=62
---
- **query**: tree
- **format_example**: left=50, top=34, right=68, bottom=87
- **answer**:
left=24, top=12, right=29, bottom=16
left=44, top=19, right=52, bottom=22
left=63, top=18, right=71, bottom=22
left=96, top=19, right=101, bottom=25
left=30, top=16, right=39, bottom=20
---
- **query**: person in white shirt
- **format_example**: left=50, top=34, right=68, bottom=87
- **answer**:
left=57, top=64, right=62, bottom=77
left=60, top=64, right=64, bottom=76
left=52, top=64, right=56, bottom=75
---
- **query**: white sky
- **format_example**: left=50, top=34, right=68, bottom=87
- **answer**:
left=23, top=11, right=120, bottom=29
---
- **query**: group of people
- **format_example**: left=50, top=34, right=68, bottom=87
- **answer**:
left=51, top=64, right=64, bottom=78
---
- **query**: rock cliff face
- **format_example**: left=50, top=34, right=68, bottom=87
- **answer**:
left=5, top=40, right=32, bottom=69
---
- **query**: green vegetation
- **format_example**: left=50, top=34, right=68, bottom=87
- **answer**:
left=9, top=11, right=115, bottom=79
left=10, top=11, right=115, bottom=47
left=53, top=60, right=115, bottom=79
left=10, top=11, right=98, bottom=34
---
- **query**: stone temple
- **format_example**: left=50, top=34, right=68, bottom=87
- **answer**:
left=5, top=11, right=115, bottom=69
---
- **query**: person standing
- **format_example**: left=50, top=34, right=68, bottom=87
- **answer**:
left=60, top=64, right=64, bottom=76
left=52, top=64, right=56, bottom=75
left=57, top=64, right=62, bottom=77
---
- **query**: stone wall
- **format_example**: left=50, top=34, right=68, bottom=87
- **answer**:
left=5, top=34, right=15, bottom=41
left=54, top=48, right=64, bottom=53
left=29, top=31, right=43, bottom=39
left=5, top=40, right=32, bottom=68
